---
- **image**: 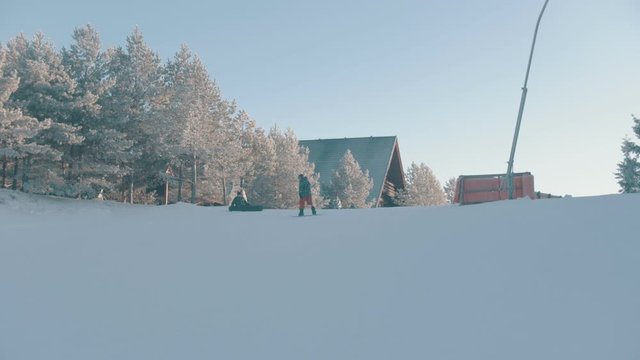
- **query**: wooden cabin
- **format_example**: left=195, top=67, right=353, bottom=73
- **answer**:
left=299, top=136, right=406, bottom=207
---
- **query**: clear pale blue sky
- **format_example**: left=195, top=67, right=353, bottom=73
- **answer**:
left=2, top=0, right=639, bottom=196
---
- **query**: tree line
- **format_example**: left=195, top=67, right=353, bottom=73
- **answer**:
left=1, top=25, right=451, bottom=208
left=0, top=26, right=323, bottom=208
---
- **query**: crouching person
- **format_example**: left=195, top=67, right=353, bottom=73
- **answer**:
left=229, top=190, right=263, bottom=212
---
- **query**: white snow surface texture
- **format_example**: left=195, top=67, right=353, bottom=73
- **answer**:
left=1, top=189, right=639, bottom=360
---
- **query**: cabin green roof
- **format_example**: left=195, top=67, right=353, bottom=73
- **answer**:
left=299, top=136, right=405, bottom=206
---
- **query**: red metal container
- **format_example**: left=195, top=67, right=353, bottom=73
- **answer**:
left=453, top=172, right=535, bottom=205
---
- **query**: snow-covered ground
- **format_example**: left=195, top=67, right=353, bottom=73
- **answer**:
left=1, top=189, right=639, bottom=360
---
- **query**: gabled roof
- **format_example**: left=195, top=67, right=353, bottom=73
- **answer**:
left=299, top=136, right=405, bottom=206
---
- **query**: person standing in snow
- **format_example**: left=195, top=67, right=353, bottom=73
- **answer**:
left=298, top=174, right=316, bottom=216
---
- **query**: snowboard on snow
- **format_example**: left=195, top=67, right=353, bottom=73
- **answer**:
left=294, top=211, right=321, bottom=217
left=229, top=205, right=263, bottom=212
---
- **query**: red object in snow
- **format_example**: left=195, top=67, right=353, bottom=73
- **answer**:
left=453, top=172, right=535, bottom=205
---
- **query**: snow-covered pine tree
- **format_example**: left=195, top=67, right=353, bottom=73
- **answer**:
left=275, top=127, right=318, bottom=209
left=243, top=125, right=277, bottom=207
left=616, top=116, right=640, bottom=193
left=103, top=27, right=162, bottom=202
left=4, top=34, right=76, bottom=124
left=0, top=44, right=19, bottom=187
left=3, top=33, right=83, bottom=194
left=443, top=176, right=457, bottom=204
left=61, top=24, right=133, bottom=198
left=171, top=50, right=216, bottom=203
left=204, top=108, right=252, bottom=204
left=141, top=46, right=188, bottom=202
left=328, top=149, right=373, bottom=208
left=396, top=162, right=447, bottom=206
left=248, top=127, right=317, bottom=209
left=0, top=45, right=50, bottom=188
left=152, top=45, right=234, bottom=204
left=200, top=82, right=242, bottom=205
left=27, top=121, right=83, bottom=193
left=0, top=45, right=14, bottom=103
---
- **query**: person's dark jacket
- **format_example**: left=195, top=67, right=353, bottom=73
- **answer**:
left=298, top=176, right=311, bottom=197
left=229, top=195, right=249, bottom=209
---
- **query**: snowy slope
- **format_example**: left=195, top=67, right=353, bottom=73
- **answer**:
left=1, top=189, right=639, bottom=360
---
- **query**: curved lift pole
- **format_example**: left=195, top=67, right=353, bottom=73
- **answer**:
left=506, top=0, right=550, bottom=199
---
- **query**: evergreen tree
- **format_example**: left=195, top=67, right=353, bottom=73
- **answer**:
left=4, top=33, right=76, bottom=123
left=61, top=24, right=133, bottom=198
left=397, top=162, right=447, bottom=206
left=443, top=176, right=457, bottom=204
left=244, top=126, right=277, bottom=207
left=103, top=27, right=162, bottom=202
left=616, top=116, right=640, bottom=193
left=152, top=45, right=237, bottom=203
left=187, top=61, right=239, bottom=205
left=328, top=149, right=373, bottom=208
left=3, top=33, right=83, bottom=194
left=0, top=45, right=15, bottom=103
left=140, top=46, right=185, bottom=202
left=0, top=45, right=50, bottom=188
left=249, top=127, right=317, bottom=209
left=274, top=127, right=318, bottom=208
left=204, top=108, right=252, bottom=204
left=27, top=120, right=83, bottom=194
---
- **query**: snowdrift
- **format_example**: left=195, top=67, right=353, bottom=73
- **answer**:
left=1, top=189, right=639, bottom=360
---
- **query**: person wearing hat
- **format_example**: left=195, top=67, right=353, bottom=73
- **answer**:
left=229, top=190, right=249, bottom=210
left=298, top=174, right=316, bottom=216
left=229, top=189, right=263, bottom=212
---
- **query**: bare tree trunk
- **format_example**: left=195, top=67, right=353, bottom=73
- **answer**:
left=165, top=179, right=169, bottom=205
left=2, top=156, right=7, bottom=188
left=69, top=145, right=80, bottom=182
left=125, top=172, right=134, bottom=204
left=12, top=159, right=19, bottom=190
left=130, top=177, right=134, bottom=204
left=21, top=157, right=29, bottom=191
left=222, top=175, right=227, bottom=205
left=191, top=154, right=197, bottom=204
left=178, top=165, right=183, bottom=202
